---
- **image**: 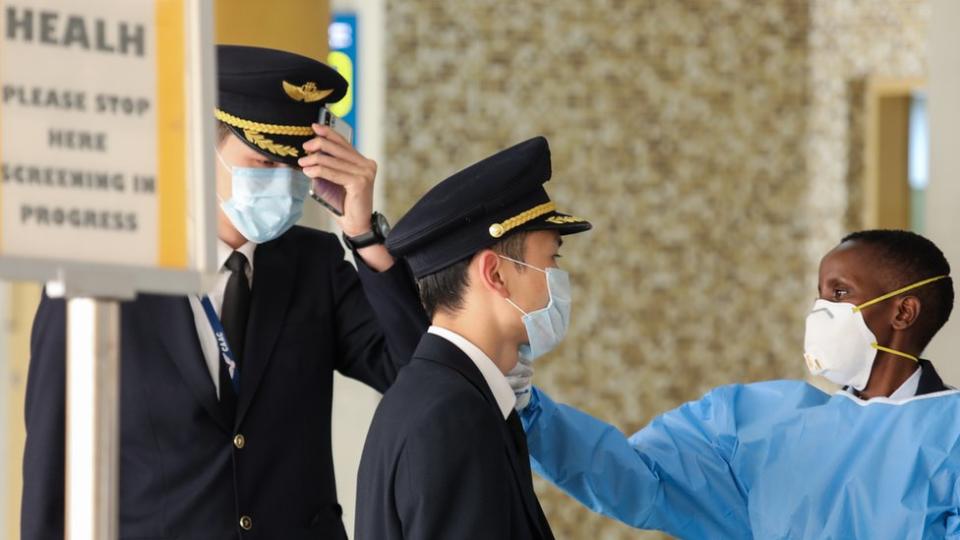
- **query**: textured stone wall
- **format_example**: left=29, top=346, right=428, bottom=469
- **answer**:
left=804, top=0, right=930, bottom=267
left=382, top=1, right=929, bottom=538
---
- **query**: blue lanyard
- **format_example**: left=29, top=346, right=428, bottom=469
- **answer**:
left=198, top=295, right=240, bottom=394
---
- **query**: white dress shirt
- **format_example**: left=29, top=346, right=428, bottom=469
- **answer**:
left=888, top=365, right=922, bottom=401
left=188, top=240, right=256, bottom=398
left=427, top=326, right=517, bottom=419
left=844, top=365, right=922, bottom=402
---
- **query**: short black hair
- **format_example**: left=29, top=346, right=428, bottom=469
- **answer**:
left=417, top=231, right=530, bottom=318
left=216, top=121, right=231, bottom=145
left=841, top=229, right=954, bottom=349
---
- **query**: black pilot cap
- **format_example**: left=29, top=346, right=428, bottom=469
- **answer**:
left=387, top=136, right=592, bottom=279
left=216, top=44, right=348, bottom=165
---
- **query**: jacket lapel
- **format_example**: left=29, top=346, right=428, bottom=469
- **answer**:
left=917, top=359, right=949, bottom=395
left=415, top=333, right=547, bottom=538
left=415, top=334, right=499, bottom=406
left=138, top=294, right=230, bottom=432
left=235, top=234, right=298, bottom=427
left=497, top=415, right=549, bottom=539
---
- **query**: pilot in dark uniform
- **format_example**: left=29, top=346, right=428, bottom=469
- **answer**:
left=23, top=45, right=428, bottom=540
left=356, top=137, right=591, bottom=539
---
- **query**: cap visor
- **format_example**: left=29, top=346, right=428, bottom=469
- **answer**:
left=519, top=211, right=592, bottom=235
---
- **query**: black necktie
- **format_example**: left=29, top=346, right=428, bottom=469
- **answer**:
left=221, top=251, right=251, bottom=366
left=507, top=410, right=555, bottom=539
left=219, top=251, right=250, bottom=419
left=506, top=411, right=534, bottom=485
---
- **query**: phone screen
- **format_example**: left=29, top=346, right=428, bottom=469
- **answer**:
left=308, top=108, right=354, bottom=216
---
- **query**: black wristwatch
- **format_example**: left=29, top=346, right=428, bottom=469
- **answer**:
left=342, top=212, right=391, bottom=251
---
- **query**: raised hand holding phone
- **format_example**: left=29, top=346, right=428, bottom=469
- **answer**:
left=297, top=109, right=394, bottom=271
left=305, top=107, right=354, bottom=216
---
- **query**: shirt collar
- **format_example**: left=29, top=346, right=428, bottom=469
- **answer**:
left=888, top=365, right=923, bottom=401
left=216, top=239, right=257, bottom=272
left=844, top=364, right=923, bottom=402
left=428, top=326, right=517, bottom=419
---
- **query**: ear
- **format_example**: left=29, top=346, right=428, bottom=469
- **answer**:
left=891, top=296, right=921, bottom=331
left=473, top=250, right=511, bottom=298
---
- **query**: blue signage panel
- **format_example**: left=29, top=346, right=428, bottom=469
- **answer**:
left=328, top=13, right=358, bottom=144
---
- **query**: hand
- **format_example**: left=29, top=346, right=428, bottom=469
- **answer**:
left=506, top=354, right=534, bottom=410
left=298, top=124, right=377, bottom=238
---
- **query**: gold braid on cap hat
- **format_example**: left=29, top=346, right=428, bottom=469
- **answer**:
left=488, top=202, right=556, bottom=238
left=214, top=109, right=314, bottom=136
left=214, top=109, right=313, bottom=158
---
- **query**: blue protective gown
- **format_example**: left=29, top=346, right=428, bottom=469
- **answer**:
left=521, top=381, right=960, bottom=539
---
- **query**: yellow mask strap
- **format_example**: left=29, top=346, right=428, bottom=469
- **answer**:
left=854, top=275, right=950, bottom=313
left=872, top=344, right=919, bottom=363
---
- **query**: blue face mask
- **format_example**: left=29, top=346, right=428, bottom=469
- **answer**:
left=216, top=151, right=310, bottom=244
left=500, top=256, right=572, bottom=362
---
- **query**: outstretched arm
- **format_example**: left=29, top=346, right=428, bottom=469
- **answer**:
left=521, top=386, right=751, bottom=538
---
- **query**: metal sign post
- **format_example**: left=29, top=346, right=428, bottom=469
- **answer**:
left=0, top=1, right=217, bottom=538
left=66, top=298, right=120, bottom=540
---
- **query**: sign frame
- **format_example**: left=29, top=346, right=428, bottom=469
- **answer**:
left=0, top=0, right=218, bottom=300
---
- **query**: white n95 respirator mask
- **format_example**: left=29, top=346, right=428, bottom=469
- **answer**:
left=803, top=275, right=949, bottom=390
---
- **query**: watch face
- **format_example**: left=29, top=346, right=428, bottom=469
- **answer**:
left=375, top=213, right=392, bottom=238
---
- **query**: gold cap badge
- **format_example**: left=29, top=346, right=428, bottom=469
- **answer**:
left=282, top=80, right=334, bottom=103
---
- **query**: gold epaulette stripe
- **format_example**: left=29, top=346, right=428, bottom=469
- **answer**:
left=489, top=202, right=557, bottom=238
left=215, top=109, right=315, bottom=136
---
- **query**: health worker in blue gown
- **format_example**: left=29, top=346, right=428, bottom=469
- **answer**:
left=507, top=229, right=958, bottom=539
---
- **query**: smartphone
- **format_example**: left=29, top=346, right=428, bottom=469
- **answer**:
left=309, top=107, right=354, bottom=216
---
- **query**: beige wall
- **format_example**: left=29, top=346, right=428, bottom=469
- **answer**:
left=382, top=1, right=931, bottom=538
left=926, top=0, right=960, bottom=376
left=804, top=0, right=930, bottom=270
left=4, top=282, right=41, bottom=540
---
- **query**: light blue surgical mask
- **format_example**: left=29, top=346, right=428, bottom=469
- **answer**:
left=216, top=151, right=310, bottom=244
left=500, top=256, right=572, bottom=362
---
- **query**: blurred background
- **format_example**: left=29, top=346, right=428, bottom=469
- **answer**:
left=2, top=0, right=959, bottom=538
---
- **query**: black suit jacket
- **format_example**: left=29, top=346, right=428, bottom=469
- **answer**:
left=355, top=333, right=553, bottom=540
left=916, top=359, right=949, bottom=395
left=22, top=226, right=429, bottom=540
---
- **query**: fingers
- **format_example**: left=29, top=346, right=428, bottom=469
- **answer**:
left=297, top=125, right=377, bottom=229
left=298, top=153, right=369, bottom=179
left=515, top=388, right=532, bottom=410
left=301, top=125, right=366, bottom=167
left=506, top=364, right=534, bottom=393
left=301, top=137, right=361, bottom=165
left=300, top=157, right=376, bottom=189
left=301, top=164, right=357, bottom=188
left=311, top=122, right=349, bottom=145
